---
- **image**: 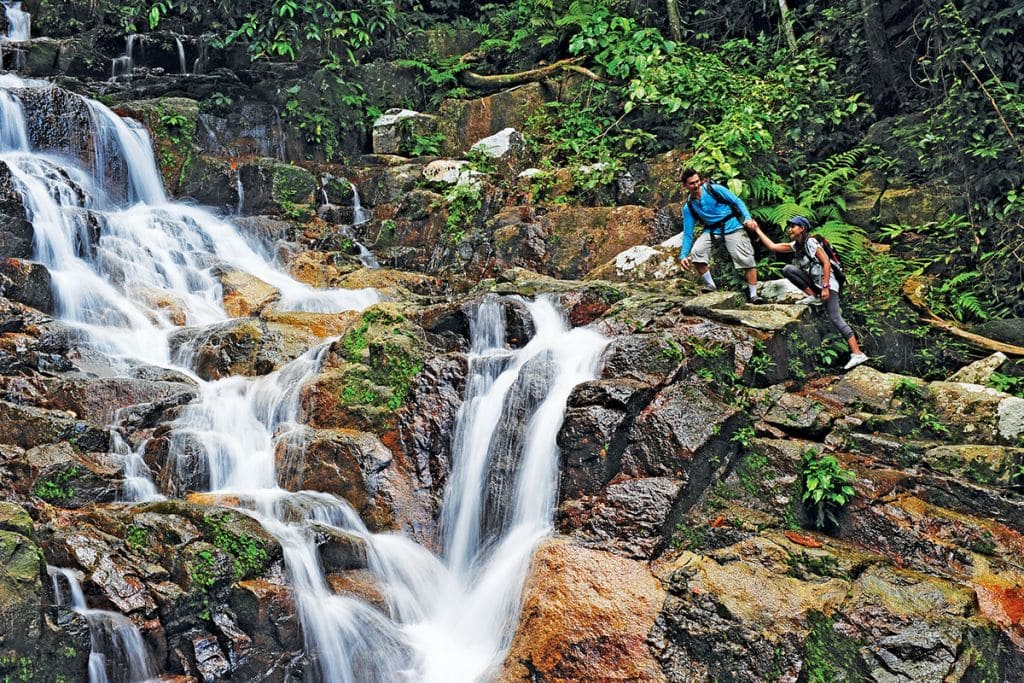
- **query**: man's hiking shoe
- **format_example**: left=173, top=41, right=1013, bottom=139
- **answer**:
left=747, top=295, right=765, bottom=305
left=699, top=285, right=718, bottom=293
left=797, top=295, right=823, bottom=306
left=843, top=353, right=869, bottom=370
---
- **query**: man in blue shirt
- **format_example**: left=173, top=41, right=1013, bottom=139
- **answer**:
left=678, top=168, right=763, bottom=303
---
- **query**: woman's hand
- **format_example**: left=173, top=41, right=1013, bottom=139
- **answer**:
left=821, top=288, right=831, bottom=301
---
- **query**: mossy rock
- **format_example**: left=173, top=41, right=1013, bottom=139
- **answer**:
left=0, top=503, right=35, bottom=542
left=271, top=163, right=316, bottom=205
left=0, top=528, right=44, bottom=665
left=306, top=304, right=427, bottom=431
left=116, top=97, right=201, bottom=194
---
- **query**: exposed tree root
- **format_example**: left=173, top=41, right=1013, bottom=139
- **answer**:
left=458, top=57, right=601, bottom=89
left=903, top=276, right=1024, bottom=356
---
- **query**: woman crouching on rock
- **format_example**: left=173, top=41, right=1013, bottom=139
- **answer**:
left=747, top=216, right=869, bottom=371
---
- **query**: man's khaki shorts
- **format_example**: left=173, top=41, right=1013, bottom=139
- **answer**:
left=689, top=229, right=756, bottom=270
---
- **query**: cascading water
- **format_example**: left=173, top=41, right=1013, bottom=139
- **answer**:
left=174, top=35, right=187, bottom=74
left=159, top=294, right=606, bottom=681
left=0, top=75, right=377, bottom=364
left=49, top=566, right=158, bottom=683
left=345, top=181, right=379, bottom=268
left=110, top=34, right=141, bottom=80
left=2, top=1, right=30, bottom=41
left=3, top=67, right=608, bottom=682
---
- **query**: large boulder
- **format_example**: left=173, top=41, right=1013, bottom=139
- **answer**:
left=0, top=258, right=52, bottom=313
left=0, top=164, right=34, bottom=259
left=371, top=109, right=439, bottom=156
left=651, top=535, right=1017, bottom=682
left=499, top=537, right=666, bottom=682
left=0, top=503, right=44, bottom=665
left=0, top=399, right=108, bottom=452
left=927, top=381, right=1024, bottom=445
left=215, top=268, right=280, bottom=318
left=557, top=379, right=653, bottom=500
left=564, top=476, right=685, bottom=559
left=437, top=83, right=548, bottom=157
left=541, top=205, right=661, bottom=279
left=469, top=127, right=531, bottom=178
left=302, top=305, right=427, bottom=432
left=168, top=318, right=322, bottom=380
left=275, top=427, right=425, bottom=533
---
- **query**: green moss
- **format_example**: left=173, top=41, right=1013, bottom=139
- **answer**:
left=803, top=612, right=869, bottom=683
left=125, top=525, right=149, bottom=550
left=0, top=531, right=43, bottom=582
left=337, top=308, right=424, bottom=413
left=737, top=449, right=770, bottom=496
left=33, top=465, right=79, bottom=503
left=271, top=164, right=316, bottom=205
left=786, top=551, right=846, bottom=579
left=670, top=523, right=708, bottom=551
left=0, top=655, right=34, bottom=682
left=961, top=627, right=1006, bottom=682
left=203, top=513, right=269, bottom=580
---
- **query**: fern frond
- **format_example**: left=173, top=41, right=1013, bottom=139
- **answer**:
left=747, top=173, right=790, bottom=204
left=810, top=219, right=870, bottom=257
left=753, top=202, right=815, bottom=229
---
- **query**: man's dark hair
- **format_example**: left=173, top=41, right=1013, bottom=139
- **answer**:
left=682, top=167, right=700, bottom=182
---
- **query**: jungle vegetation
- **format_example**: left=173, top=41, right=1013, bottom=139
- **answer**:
left=40, top=0, right=1024, bottom=376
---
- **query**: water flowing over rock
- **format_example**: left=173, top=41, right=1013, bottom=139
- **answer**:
left=2, top=15, right=1024, bottom=679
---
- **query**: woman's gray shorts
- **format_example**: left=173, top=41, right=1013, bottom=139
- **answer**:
left=689, top=229, right=757, bottom=270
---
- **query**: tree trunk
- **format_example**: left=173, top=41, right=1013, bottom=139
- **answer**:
left=859, top=0, right=903, bottom=114
left=666, top=0, right=682, bottom=43
left=776, top=0, right=797, bottom=50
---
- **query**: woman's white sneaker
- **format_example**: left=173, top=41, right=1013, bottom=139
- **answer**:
left=843, top=353, right=869, bottom=370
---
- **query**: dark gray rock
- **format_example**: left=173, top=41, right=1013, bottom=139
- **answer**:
left=0, top=258, right=52, bottom=313
left=557, top=379, right=652, bottom=500
left=0, top=163, right=34, bottom=259
left=565, top=476, right=684, bottom=559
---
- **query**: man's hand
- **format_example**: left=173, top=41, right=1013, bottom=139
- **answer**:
left=743, top=219, right=759, bottom=231
left=680, top=256, right=692, bottom=271
left=821, top=288, right=831, bottom=301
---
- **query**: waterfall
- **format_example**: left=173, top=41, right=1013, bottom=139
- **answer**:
left=1, top=1, right=30, bottom=41
left=48, top=566, right=158, bottom=683
left=345, top=182, right=379, bottom=268
left=0, top=88, right=28, bottom=151
left=351, top=181, right=370, bottom=226
left=235, top=163, right=244, bottom=215
left=0, top=75, right=377, bottom=364
left=4, top=70, right=608, bottom=682
left=110, top=34, right=141, bottom=80
left=174, top=35, right=187, bottom=74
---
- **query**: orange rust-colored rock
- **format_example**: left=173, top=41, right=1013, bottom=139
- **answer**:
left=499, top=537, right=666, bottom=682
left=542, top=205, right=659, bottom=280
left=784, top=531, right=823, bottom=548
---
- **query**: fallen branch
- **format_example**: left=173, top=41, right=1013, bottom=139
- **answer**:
left=902, top=276, right=1024, bottom=356
left=458, top=57, right=600, bottom=89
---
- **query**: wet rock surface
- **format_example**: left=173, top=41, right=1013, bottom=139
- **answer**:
left=0, top=42, right=1022, bottom=682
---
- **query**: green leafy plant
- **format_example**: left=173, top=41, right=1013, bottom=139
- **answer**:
left=800, top=448, right=856, bottom=529
left=443, top=181, right=483, bottom=242
left=125, top=525, right=149, bottom=550
left=660, top=338, right=684, bottom=363
left=989, top=372, right=1024, bottom=398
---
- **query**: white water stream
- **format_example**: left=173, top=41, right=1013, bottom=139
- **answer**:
left=1, top=1, right=29, bottom=42
left=1, top=70, right=608, bottom=681
left=49, top=566, right=158, bottom=683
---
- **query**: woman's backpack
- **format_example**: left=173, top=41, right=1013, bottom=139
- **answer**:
left=804, top=236, right=847, bottom=289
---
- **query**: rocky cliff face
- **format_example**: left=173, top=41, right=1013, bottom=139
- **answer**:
left=0, top=5, right=1020, bottom=680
